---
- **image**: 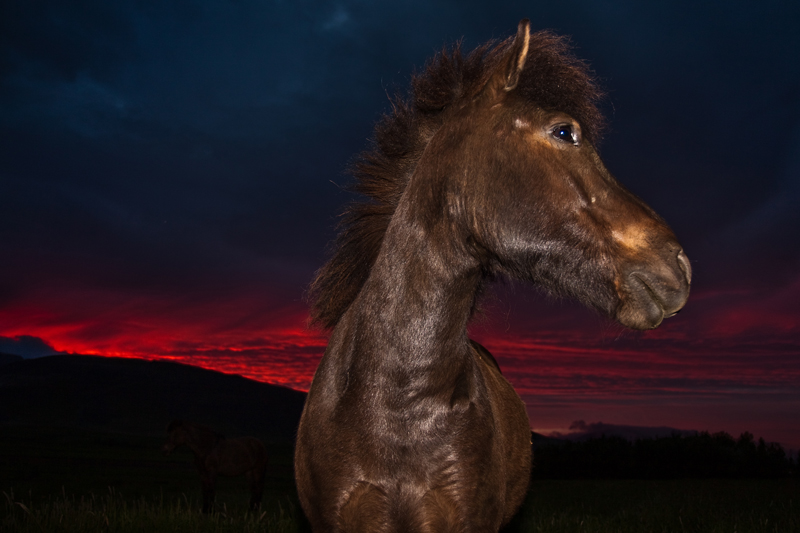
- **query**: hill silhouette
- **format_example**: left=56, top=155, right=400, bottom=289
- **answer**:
left=532, top=431, right=796, bottom=479
left=0, top=354, right=306, bottom=443
left=0, top=352, right=23, bottom=366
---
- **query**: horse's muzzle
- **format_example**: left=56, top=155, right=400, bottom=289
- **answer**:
left=616, top=248, right=691, bottom=330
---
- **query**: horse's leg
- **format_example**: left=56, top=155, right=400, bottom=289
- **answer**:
left=201, top=473, right=216, bottom=513
left=418, top=489, right=464, bottom=533
left=337, top=482, right=391, bottom=532
left=338, top=483, right=465, bottom=532
left=246, top=468, right=266, bottom=510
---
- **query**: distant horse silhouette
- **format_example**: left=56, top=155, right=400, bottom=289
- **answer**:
left=295, top=19, right=691, bottom=532
left=162, top=420, right=268, bottom=513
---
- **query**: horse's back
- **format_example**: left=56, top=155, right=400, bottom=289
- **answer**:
left=471, top=340, right=532, bottom=520
left=212, top=436, right=268, bottom=476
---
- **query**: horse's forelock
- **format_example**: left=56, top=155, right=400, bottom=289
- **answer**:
left=514, top=31, right=606, bottom=143
left=308, top=28, right=605, bottom=329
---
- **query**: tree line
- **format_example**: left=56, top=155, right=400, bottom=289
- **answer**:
left=532, top=431, right=797, bottom=479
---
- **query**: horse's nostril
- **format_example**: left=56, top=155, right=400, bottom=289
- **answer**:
left=677, top=249, right=692, bottom=285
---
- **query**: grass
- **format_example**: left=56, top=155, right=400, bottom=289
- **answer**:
left=3, top=480, right=797, bottom=532
left=2, top=425, right=798, bottom=532
left=2, top=487, right=302, bottom=532
left=503, top=479, right=799, bottom=532
left=1, top=424, right=309, bottom=531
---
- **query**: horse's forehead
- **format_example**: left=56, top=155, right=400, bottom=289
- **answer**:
left=469, top=103, right=569, bottom=138
left=513, top=117, right=531, bottom=129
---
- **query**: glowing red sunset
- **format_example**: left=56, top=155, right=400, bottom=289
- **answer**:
left=1, top=1, right=798, bottom=454
left=2, top=277, right=798, bottom=449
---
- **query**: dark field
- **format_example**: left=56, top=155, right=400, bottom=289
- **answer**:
left=2, top=425, right=797, bottom=532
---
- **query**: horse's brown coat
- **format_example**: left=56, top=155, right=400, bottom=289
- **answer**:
left=296, top=19, right=690, bottom=532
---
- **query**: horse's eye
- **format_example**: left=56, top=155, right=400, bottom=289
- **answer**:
left=552, top=125, right=578, bottom=145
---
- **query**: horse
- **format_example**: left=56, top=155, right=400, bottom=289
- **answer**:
left=295, top=19, right=691, bottom=532
left=162, top=420, right=269, bottom=513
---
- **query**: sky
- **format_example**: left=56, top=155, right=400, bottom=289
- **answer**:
left=1, top=0, right=799, bottom=448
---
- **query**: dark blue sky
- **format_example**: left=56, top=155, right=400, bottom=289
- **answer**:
left=1, top=0, right=799, bottom=446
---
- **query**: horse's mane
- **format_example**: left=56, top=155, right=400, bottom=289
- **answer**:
left=309, top=30, right=605, bottom=329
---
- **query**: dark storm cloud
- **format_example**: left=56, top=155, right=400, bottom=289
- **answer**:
left=1, top=0, right=798, bottom=333
left=0, top=335, right=62, bottom=358
left=0, top=0, right=379, bottom=297
left=0, top=1, right=496, bottom=304
left=2, top=0, right=798, bottom=449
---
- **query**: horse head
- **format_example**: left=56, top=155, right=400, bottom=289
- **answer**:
left=162, top=419, right=186, bottom=455
left=415, top=19, right=690, bottom=330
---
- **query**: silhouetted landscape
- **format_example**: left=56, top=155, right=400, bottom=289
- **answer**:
left=1, top=354, right=798, bottom=531
left=0, top=352, right=23, bottom=366
left=1, top=354, right=795, bottom=480
left=532, top=431, right=797, bottom=479
left=0, top=354, right=305, bottom=442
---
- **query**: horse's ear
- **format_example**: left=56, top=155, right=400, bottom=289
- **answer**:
left=504, top=19, right=530, bottom=91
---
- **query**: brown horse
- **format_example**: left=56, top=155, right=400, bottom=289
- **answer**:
left=296, top=19, right=691, bottom=532
left=162, top=420, right=268, bottom=513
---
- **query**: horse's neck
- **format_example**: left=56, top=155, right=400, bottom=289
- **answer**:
left=187, top=427, right=221, bottom=458
left=335, top=202, right=481, bottom=397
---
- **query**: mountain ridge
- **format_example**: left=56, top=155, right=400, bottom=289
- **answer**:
left=0, top=354, right=306, bottom=443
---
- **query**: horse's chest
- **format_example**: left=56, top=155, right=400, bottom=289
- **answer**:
left=332, top=394, right=495, bottom=478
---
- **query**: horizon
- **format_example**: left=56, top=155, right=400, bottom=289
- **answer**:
left=2, top=337, right=798, bottom=452
left=2, top=346, right=796, bottom=455
left=2, top=2, right=799, bottom=452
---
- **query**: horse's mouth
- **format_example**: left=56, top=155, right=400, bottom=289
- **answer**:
left=629, top=274, right=669, bottom=329
left=617, top=251, right=691, bottom=330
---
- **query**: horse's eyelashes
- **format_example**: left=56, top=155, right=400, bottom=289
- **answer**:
left=552, top=124, right=578, bottom=145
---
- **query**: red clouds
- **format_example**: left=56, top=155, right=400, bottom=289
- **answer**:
left=0, top=287, right=327, bottom=390
left=2, top=276, right=798, bottom=448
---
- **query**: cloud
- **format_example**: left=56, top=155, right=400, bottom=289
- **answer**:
left=1, top=0, right=799, bottom=451
left=711, top=126, right=800, bottom=282
left=0, top=0, right=138, bottom=83
left=321, top=5, right=351, bottom=32
left=547, top=420, right=697, bottom=441
left=0, top=335, right=63, bottom=358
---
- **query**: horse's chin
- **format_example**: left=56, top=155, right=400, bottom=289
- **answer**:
left=615, top=271, right=689, bottom=330
left=616, top=295, right=667, bottom=330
